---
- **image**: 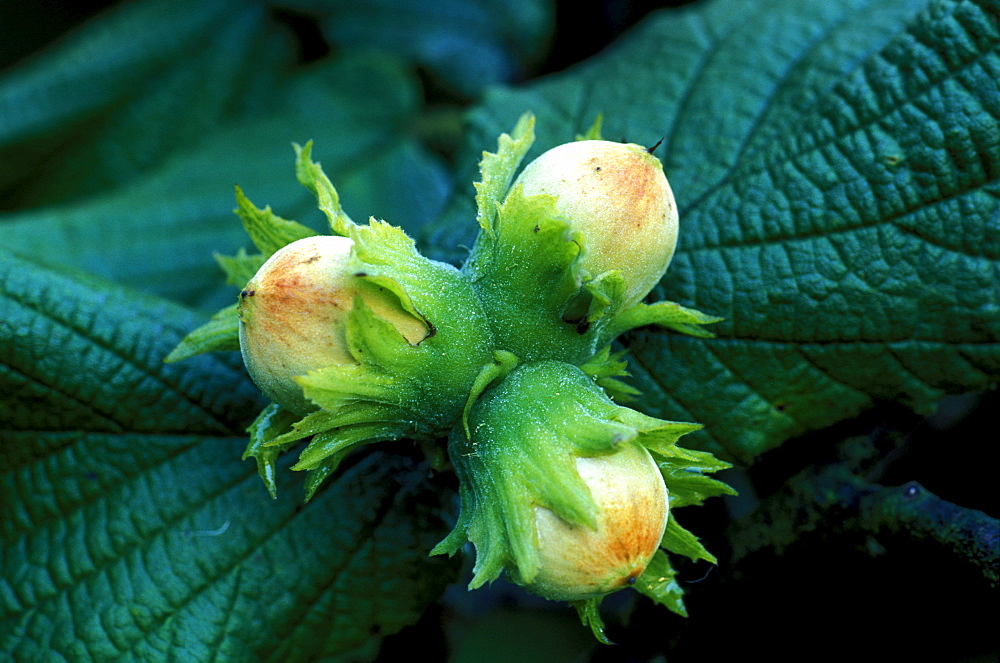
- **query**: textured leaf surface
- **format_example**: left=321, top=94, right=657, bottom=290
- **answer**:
left=424, top=0, right=1000, bottom=461
left=0, top=250, right=458, bottom=660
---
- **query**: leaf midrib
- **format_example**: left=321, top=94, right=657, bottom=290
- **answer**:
left=0, top=283, right=241, bottom=435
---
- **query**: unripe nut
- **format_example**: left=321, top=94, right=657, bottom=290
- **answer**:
left=238, top=235, right=428, bottom=415
left=515, top=140, right=678, bottom=307
left=526, top=442, right=668, bottom=601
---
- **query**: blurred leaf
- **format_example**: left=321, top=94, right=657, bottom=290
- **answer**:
left=0, top=0, right=452, bottom=311
left=0, top=0, right=289, bottom=204
left=164, top=303, right=241, bottom=363
left=424, top=0, right=1000, bottom=462
left=275, top=0, right=555, bottom=96
left=0, top=249, right=458, bottom=660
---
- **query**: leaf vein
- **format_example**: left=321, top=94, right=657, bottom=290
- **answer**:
left=0, top=363, right=126, bottom=432
left=626, top=344, right=702, bottom=424
left=2, top=439, right=236, bottom=618
left=680, top=178, right=998, bottom=256
left=704, top=6, right=863, bottom=195
left=268, top=465, right=410, bottom=655
left=101, top=458, right=270, bottom=659
left=0, top=286, right=236, bottom=433
left=660, top=12, right=723, bottom=164
left=679, top=23, right=998, bottom=224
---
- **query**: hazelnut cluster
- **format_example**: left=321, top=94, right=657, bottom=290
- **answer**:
left=169, top=113, right=732, bottom=640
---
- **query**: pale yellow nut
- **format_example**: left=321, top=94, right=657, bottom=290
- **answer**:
left=515, top=140, right=678, bottom=307
left=238, top=235, right=427, bottom=415
left=526, top=442, right=668, bottom=601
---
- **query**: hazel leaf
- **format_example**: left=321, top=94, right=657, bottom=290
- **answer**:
left=214, top=248, right=266, bottom=287
left=634, top=550, right=688, bottom=617
left=275, top=0, right=554, bottom=97
left=294, top=140, right=355, bottom=236
left=163, top=303, right=240, bottom=363
left=474, top=111, right=536, bottom=237
left=0, top=249, right=458, bottom=659
left=425, top=0, right=1000, bottom=462
left=661, top=515, right=718, bottom=565
left=233, top=185, right=317, bottom=257
left=2, top=35, right=452, bottom=312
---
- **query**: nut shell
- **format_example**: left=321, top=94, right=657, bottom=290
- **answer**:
left=515, top=140, right=678, bottom=306
left=526, top=442, right=668, bottom=601
left=238, top=235, right=426, bottom=414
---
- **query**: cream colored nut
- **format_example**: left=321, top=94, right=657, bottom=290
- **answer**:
left=238, top=235, right=427, bottom=415
left=526, top=441, right=668, bottom=601
left=515, top=140, right=678, bottom=307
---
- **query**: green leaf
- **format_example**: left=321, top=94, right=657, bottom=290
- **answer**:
left=294, top=141, right=355, bottom=236
left=215, top=249, right=267, bottom=288
left=661, top=514, right=718, bottom=565
left=473, top=111, right=536, bottom=236
left=233, top=186, right=317, bottom=258
left=0, top=0, right=286, bottom=204
left=634, top=550, right=687, bottom=618
left=0, top=250, right=459, bottom=660
left=244, top=403, right=302, bottom=499
left=0, top=1, right=452, bottom=312
left=274, top=0, right=555, bottom=97
left=424, top=0, right=1000, bottom=462
left=0, top=249, right=257, bottom=434
left=164, top=303, right=241, bottom=363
